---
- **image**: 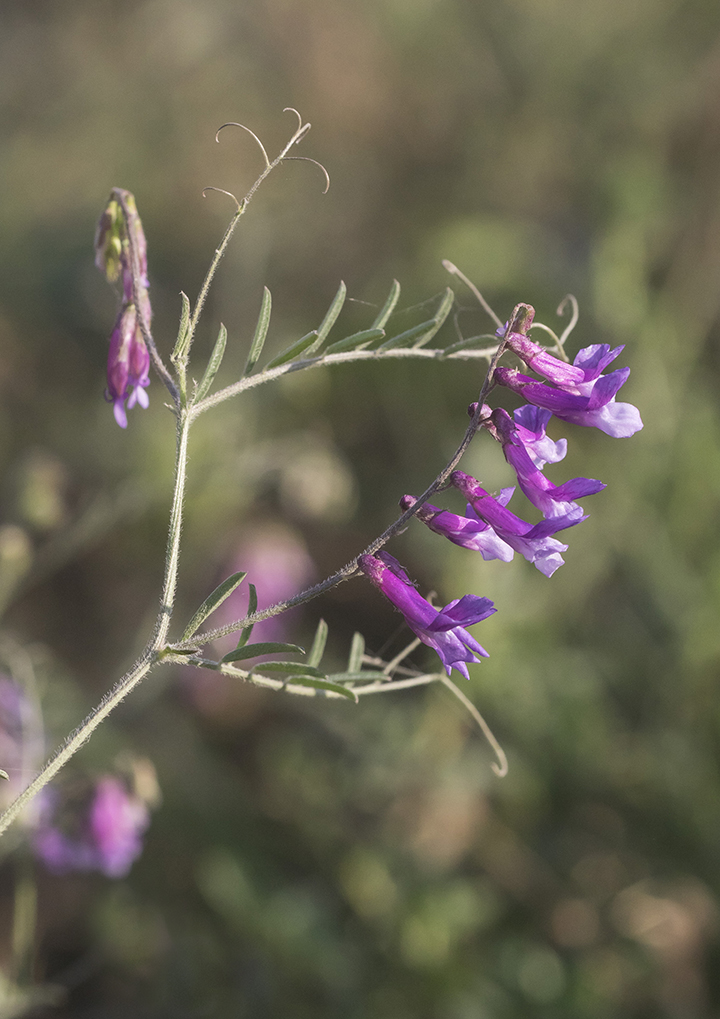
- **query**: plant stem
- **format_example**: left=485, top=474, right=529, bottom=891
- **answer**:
left=0, top=408, right=194, bottom=838
left=153, top=409, right=192, bottom=647
left=186, top=206, right=244, bottom=355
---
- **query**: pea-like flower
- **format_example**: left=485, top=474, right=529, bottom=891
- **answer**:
left=34, top=775, right=150, bottom=879
left=358, top=551, right=495, bottom=680
left=400, top=494, right=515, bottom=562
left=449, top=471, right=585, bottom=577
left=491, top=408, right=605, bottom=519
left=495, top=338, right=643, bottom=438
left=510, top=404, right=567, bottom=468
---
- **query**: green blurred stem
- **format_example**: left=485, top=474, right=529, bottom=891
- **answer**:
left=11, top=851, right=37, bottom=987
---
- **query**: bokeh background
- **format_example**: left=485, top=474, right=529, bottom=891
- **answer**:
left=1, top=0, right=720, bottom=1015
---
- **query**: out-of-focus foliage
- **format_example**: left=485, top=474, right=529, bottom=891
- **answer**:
left=1, top=0, right=720, bottom=1015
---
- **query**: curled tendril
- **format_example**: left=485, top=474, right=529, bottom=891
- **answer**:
left=528, top=322, right=560, bottom=344
left=439, top=673, right=508, bottom=777
left=209, top=109, right=330, bottom=206
left=557, top=293, right=579, bottom=346
left=216, top=122, right=271, bottom=169
left=201, top=186, right=242, bottom=211
left=282, top=107, right=310, bottom=142
left=283, top=155, right=331, bottom=194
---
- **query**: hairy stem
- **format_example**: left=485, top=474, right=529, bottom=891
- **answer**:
left=0, top=406, right=194, bottom=836
left=153, top=409, right=191, bottom=647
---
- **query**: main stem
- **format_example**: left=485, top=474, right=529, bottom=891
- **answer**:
left=0, top=411, right=192, bottom=838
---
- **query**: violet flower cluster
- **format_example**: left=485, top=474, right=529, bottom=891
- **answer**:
left=360, top=309, right=642, bottom=679
left=34, top=775, right=151, bottom=879
left=95, top=192, right=152, bottom=428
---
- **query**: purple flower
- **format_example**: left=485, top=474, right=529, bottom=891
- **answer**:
left=449, top=471, right=586, bottom=577
left=358, top=551, right=495, bottom=680
left=106, top=304, right=150, bottom=429
left=400, top=494, right=515, bottom=562
left=491, top=408, right=605, bottom=519
left=495, top=341, right=643, bottom=438
left=34, top=776, right=150, bottom=879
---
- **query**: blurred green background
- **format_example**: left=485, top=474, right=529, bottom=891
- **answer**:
left=1, top=0, right=720, bottom=1015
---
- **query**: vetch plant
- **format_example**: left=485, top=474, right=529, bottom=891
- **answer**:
left=0, top=109, right=642, bottom=837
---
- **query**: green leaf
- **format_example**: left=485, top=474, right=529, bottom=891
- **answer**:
left=222, top=642, right=305, bottom=663
left=378, top=318, right=437, bottom=350
left=412, top=287, right=454, bottom=348
left=442, top=333, right=498, bottom=357
left=306, top=281, right=346, bottom=354
left=371, top=279, right=401, bottom=330
left=264, top=331, right=317, bottom=370
left=327, top=671, right=387, bottom=683
left=244, top=286, right=271, bottom=376
left=0, top=769, right=8, bottom=781
left=324, top=327, right=385, bottom=354
left=181, top=570, right=247, bottom=641
left=377, top=289, right=454, bottom=351
left=195, top=323, right=228, bottom=402
left=251, top=662, right=327, bottom=678
left=307, top=618, right=328, bottom=667
left=235, top=583, right=257, bottom=648
left=287, top=677, right=358, bottom=702
left=347, top=631, right=365, bottom=673
left=171, top=291, right=192, bottom=365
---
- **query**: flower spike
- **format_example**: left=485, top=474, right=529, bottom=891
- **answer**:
left=95, top=190, right=153, bottom=428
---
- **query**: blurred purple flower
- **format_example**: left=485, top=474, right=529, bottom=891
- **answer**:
left=212, top=524, right=315, bottom=658
left=358, top=551, right=495, bottom=680
left=491, top=408, right=605, bottom=519
left=400, top=494, right=515, bottom=562
left=0, top=675, right=44, bottom=822
left=449, top=471, right=585, bottom=577
left=34, top=776, right=150, bottom=879
left=495, top=339, right=642, bottom=438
